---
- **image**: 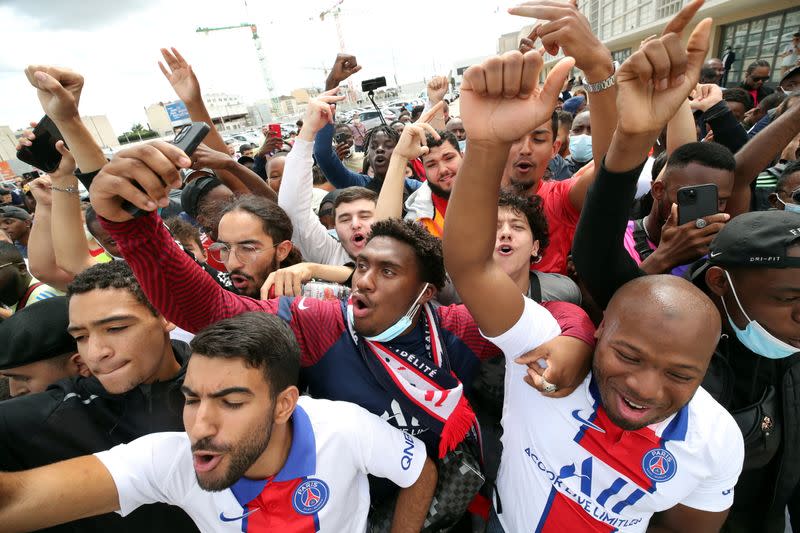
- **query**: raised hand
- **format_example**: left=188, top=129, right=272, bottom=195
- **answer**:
left=509, top=0, right=612, bottom=81
left=15, top=122, right=37, bottom=151
left=325, top=53, right=362, bottom=90
left=514, top=335, right=593, bottom=398
left=90, top=142, right=191, bottom=223
left=392, top=102, right=443, bottom=160
left=299, top=89, right=346, bottom=140
left=427, top=76, right=449, bottom=104
left=614, top=0, right=711, bottom=136
left=24, top=66, right=84, bottom=122
left=260, top=263, right=314, bottom=299
left=190, top=143, right=234, bottom=171
left=159, top=47, right=202, bottom=103
left=459, top=50, right=574, bottom=144
left=28, top=176, right=54, bottom=208
left=690, top=83, right=723, bottom=113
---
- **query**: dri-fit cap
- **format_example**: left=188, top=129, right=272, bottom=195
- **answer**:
left=708, top=210, right=800, bottom=269
left=0, top=296, right=77, bottom=370
left=0, top=205, right=32, bottom=221
left=181, top=174, right=222, bottom=219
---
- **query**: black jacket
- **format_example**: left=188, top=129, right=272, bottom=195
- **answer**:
left=0, top=340, right=198, bottom=533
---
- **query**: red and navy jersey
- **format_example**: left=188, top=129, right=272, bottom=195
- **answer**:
left=96, top=397, right=427, bottom=532
left=486, top=299, right=744, bottom=532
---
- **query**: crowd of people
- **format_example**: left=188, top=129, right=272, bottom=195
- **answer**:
left=1, top=0, right=800, bottom=531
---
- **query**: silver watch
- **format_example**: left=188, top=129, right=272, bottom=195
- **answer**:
left=585, top=61, right=619, bottom=93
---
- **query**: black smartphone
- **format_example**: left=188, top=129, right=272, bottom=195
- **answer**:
left=16, top=116, right=64, bottom=172
left=677, top=184, right=718, bottom=226
left=334, top=132, right=349, bottom=145
left=121, top=121, right=210, bottom=217
left=361, top=76, right=387, bottom=92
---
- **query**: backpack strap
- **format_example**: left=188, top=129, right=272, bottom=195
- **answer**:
left=528, top=272, right=543, bottom=303
left=17, top=282, right=44, bottom=311
left=632, top=219, right=654, bottom=262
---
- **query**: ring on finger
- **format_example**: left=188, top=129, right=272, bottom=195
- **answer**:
left=541, top=378, right=558, bottom=394
left=695, top=218, right=707, bottom=229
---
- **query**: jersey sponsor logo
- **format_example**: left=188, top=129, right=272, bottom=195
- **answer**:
left=298, top=297, right=310, bottom=310
left=641, top=448, right=677, bottom=483
left=292, top=479, right=330, bottom=515
left=571, top=409, right=606, bottom=433
left=219, top=508, right=260, bottom=522
left=401, top=433, right=415, bottom=470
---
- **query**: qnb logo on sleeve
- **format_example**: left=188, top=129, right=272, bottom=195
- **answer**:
left=401, top=433, right=415, bottom=470
left=292, top=479, right=330, bottom=515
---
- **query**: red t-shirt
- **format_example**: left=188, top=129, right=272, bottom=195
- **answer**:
left=530, top=176, right=581, bottom=275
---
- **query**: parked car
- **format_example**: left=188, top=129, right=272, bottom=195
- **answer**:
left=347, top=109, right=397, bottom=130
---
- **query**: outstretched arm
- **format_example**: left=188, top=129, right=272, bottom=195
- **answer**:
left=0, top=456, right=119, bottom=533
left=443, top=50, right=574, bottom=337
left=25, top=177, right=74, bottom=291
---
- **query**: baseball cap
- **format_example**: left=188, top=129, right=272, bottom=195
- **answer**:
left=563, top=95, right=586, bottom=115
left=0, top=297, right=77, bottom=370
left=708, top=210, right=800, bottom=268
left=0, top=205, right=32, bottom=221
left=780, top=65, right=800, bottom=89
left=180, top=174, right=222, bottom=219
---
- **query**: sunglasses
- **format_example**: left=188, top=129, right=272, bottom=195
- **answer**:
left=751, top=76, right=770, bottom=82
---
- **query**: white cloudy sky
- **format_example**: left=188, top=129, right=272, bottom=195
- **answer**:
left=0, top=0, right=530, bottom=133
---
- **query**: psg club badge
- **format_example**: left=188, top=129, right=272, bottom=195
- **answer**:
left=292, top=479, right=330, bottom=515
left=642, top=448, right=677, bottom=483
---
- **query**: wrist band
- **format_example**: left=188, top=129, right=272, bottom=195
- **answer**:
left=585, top=61, right=619, bottom=94
left=51, top=185, right=80, bottom=194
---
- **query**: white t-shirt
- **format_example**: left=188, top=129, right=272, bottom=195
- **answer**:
left=95, top=396, right=426, bottom=532
left=485, top=297, right=744, bottom=532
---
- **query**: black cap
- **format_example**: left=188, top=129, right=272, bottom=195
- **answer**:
left=180, top=174, right=221, bottom=219
left=0, top=205, right=32, bottom=221
left=708, top=210, right=800, bottom=268
left=0, top=296, right=77, bottom=370
left=780, top=65, right=800, bottom=87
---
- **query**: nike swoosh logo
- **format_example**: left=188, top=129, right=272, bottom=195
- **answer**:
left=219, top=508, right=260, bottom=522
left=571, top=409, right=606, bottom=433
left=709, top=251, right=722, bottom=258
left=298, top=297, right=309, bottom=310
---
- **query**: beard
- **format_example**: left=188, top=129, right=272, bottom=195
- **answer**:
left=193, top=411, right=273, bottom=491
left=427, top=180, right=451, bottom=199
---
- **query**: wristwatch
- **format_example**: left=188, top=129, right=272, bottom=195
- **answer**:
left=585, top=61, right=619, bottom=94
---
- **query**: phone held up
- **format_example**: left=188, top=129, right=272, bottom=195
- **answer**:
left=15, top=116, right=64, bottom=173
left=677, top=184, right=718, bottom=226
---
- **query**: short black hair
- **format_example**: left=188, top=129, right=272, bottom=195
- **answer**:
left=757, top=91, right=786, bottom=112
left=651, top=151, right=669, bottom=181
left=778, top=160, right=800, bottom=192
left=666, top=142, right=736, bottom=173
left=367, top=218, right=446, bottom=290
left=220, top=195, right=302, bottom=268
left=334, top=186, right=377, bottom=212
left=84, top=205, right=99, bottom=233
left=364, top=124, right=400, bottom=155
left=165, top=216, right=202, bottom=250
left=498, top=189, right=549, bottom=261
left=67, top=261, right=157, bottom=315
left=746, top=59, right=771, bottom=76
left=190, top=312, right=300, bottom=401
left=699, top=65, right=719, bottom=84
left=723, top=88, right=754, bottom=111
left=0, top=242, right=23, bottom=265
left=424, top=130, right=460, bottom=155
left=411, top=105, right=424, bottom=122
left=556, top=110, right=573, bottom=131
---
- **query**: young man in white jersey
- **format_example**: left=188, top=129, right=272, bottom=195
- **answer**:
left=0, top=312, right=436, bottom=533
left=443, top=1, right=744, bottom=531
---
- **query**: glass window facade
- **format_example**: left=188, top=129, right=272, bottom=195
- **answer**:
left=719, top=6, right=800, bottom=85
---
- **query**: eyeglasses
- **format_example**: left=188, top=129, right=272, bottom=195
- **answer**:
left=207, top=242, right=275, bottom=264
left=778, top=187, right=800, bottom=204
left=751, top=76, right=770, bottom=82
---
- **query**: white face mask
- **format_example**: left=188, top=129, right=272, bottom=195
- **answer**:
left=568, top=134, right=592, bottom=162
left=721, top=271, right=798, bottom=359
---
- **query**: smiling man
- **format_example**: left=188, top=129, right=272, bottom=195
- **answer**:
left=0, top=261, right=198, bottom=533
left=0, top=312, right=436, bottom=533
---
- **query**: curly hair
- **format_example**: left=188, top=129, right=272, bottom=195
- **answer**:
left=367, top=218, right=447, bottom=290
left=424, top=130, right=460, bottom=154
left=67, top=261, right=157, bottom=316
left=364, top=124, right=400, bottom=156
left=498, top=189, right=550, bottom=262
left=164, top=216, right=202, bottom=250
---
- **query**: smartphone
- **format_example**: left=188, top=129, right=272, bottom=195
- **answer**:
left=120, top=121, right=210, bottom=217
left=361, top=76, right=387, bottom=92
left=267, top=123, right=282, bottom=138
left=677, top=184, right=718, bottom=226
left=334, top=132, right=350, bottom=145
left=15, top=116, right=64, bottom=172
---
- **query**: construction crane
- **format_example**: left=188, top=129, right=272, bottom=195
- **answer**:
left=195, top=23, right=275, bottom=110
left=312, top=0, right=357, bottom=102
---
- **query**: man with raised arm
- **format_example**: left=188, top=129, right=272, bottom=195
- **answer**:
left=444, top=2, right=744, bottom=531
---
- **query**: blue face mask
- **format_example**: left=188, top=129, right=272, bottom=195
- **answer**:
left=569, top=134, right=592, bottom=162
left=721, top=271, right=798, bottom=359
left=349, top=283, right=430, bottom=342
left=458, top=139, right=467, bottom=152
left=778, top=197, right=800, bottom=213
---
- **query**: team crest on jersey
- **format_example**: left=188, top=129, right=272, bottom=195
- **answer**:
left=642, top=448, right=677, bottom=482
left=292, top=479, right=330, bottom=515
